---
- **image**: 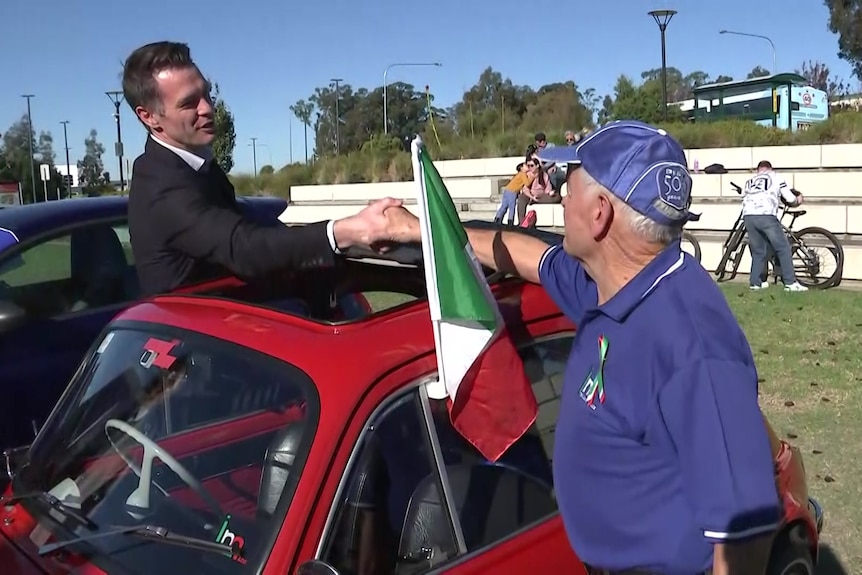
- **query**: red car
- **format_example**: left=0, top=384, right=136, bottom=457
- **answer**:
left=0, top=224, right=823, bottom=575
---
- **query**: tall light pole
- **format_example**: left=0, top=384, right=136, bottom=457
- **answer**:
left=60, top=120, right=71, bottom=199
left=383, top=62, right=442, bottom=135
left=106, top=91, right=126, bottom=192
left=719, top=30, right=777, bottom=73
left=251, top=142, right=273, bottom=167
left=250, top=137, right=259, bottom=175
left=330, top=78, right=343, bottom=154
left=21, top=95, right=36, bottom=203
left=648, top=9, right=677, bottom=121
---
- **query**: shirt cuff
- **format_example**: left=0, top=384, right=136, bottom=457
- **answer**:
left=326, top=220, right=341, bottom=254
left=703, top=522, right=780, bottom=542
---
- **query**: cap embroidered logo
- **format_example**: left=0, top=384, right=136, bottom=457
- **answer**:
left=653, top=164, right=692, bottom=221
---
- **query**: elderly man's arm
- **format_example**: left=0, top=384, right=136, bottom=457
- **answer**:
left=658, top=359, right=782, bottom=575
left=388, top=207, right=591, bottom=319
left=464, top=228, right=550, bottom=282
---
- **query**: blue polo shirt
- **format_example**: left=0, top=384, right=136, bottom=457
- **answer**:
left=540, top=241, right=781, bottom=574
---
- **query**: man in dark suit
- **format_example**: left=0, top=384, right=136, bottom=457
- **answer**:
left=122, top=41, right=412, bottom=296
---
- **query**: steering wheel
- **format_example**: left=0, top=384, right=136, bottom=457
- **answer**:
left=104, top=419, right=224, bottom=520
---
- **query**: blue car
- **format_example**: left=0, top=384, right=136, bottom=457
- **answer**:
left=0, top=194, right=332, bottom=448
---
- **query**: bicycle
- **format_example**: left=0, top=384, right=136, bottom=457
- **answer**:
left=714, top=181, right=844, bottom=289
left=681, top=230, right=701, bottom=262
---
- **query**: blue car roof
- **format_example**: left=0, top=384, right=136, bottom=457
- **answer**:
left=0, top=195, right=288, bottom=246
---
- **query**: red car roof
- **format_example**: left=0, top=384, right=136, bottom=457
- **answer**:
left=112, top=277, right=565, bottom=415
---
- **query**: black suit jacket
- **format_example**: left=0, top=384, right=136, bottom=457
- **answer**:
left=128, top=137, right=335, bottom=296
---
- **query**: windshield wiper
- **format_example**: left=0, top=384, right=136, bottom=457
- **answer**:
left=1, top=491, right=97, bottom=530
left=37, top=524, right=238, bottom=558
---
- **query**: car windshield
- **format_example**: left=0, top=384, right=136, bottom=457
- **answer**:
left=12, top=324, right=318, bottom=575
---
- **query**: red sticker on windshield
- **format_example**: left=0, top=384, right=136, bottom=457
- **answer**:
left=142, top=338, right=181, bottom=369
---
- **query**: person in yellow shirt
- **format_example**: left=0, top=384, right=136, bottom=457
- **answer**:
left=494, top=160, right=536, bottom=225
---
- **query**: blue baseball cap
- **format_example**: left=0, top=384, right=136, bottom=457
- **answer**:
left=536, top=120, right=699, bottom=225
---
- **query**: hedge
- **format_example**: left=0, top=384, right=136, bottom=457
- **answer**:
left=230, top=112, right=862, bottom=197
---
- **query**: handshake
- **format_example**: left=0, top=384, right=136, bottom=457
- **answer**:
left=331, top=197, right=422, bottom=253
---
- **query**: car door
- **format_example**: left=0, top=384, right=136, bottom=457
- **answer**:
left=309, top=293, right=583, bottom=575
left=0, top=220, right=139, bottom=447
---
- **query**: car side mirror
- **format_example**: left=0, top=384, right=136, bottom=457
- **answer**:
left=0, top=299, right=27, bottom=334
left=296, top=560, right=340, bottom=575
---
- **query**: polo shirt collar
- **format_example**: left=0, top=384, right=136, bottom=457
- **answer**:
left=150, top=135, right=212, bottom=172
left=594, top=241, right=686, bottom=322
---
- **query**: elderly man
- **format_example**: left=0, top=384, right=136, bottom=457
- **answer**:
left=389, top=120, right=780, bottom=575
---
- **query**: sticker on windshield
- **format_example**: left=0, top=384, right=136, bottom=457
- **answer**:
left=96, top=332, right=115, bottom=354
left=140, top=338, right=181, bottom=369
left=215, top=514, right=247, bottom=564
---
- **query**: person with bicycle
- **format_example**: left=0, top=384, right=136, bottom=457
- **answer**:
left=742, top=160, right=808, bottom=292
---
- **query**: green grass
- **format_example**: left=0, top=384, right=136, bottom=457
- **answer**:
left=0, top=233, right=134, bottom=287
left=366, top=283, right=862, bottom=572
left=722, top=283, right=862, bottom=573
left=0, top=240, right=70, bottom=286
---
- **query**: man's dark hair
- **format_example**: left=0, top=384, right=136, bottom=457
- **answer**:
left=534, top=132, right=546, bottom=142
left=757, top=160, right=773, bottom=169
left=122, top=41, right=196, bottom=113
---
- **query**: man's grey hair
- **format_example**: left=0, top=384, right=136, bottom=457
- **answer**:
left=564, top=130, right=575, bottom=138
left=579, top=168, right=684, bottom=245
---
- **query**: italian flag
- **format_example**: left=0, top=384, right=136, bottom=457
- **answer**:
left=411, top=137, right=538, bottom=462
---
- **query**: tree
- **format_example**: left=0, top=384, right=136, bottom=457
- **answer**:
left=606, top=75, right=685, bottom=124
left=824, top=0, right=862, bottom=80
left=798, top=59, right=850, bottom=99
left=747, top=66, right=771, bottom=79
left=1, top=115, right=63, bottom=202
left=77, top=129, right=110, bottom=195
left=518, top=82, right=591, bottom=134
left=210, top=82, right=236, bottom=174
left=290, top=99, right=314, bottom=164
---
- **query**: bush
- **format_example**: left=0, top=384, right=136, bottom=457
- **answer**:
left=229, top=113, right=862, bottom=194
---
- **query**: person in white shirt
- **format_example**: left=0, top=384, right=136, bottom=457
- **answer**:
left=742, top=160, right=808, bottom=292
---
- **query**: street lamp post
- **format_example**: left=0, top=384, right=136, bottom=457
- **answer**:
left=106, top=91, right=126, bottom=192
left=250, top=137, right=259, bottom=175
left=330, top=78, right=343, bottom=154
left=60, top=120, right=71, bottom=199
left=719, top=30, right=777, bottom=73
left=383, top=62, right=442, bottom=135
left=21, top=95, right=36, bottom=203
left=648, top=9, right=677, bottom=122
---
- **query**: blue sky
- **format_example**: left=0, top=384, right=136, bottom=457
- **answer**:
left=1, top=0, right=853, bottom=175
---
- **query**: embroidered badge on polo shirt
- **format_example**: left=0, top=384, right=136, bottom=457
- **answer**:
left=579, top=335, right=609, bottom=410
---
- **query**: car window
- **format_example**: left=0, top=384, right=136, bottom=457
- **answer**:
left=0, top=223, right=138, bottom=316
left=19, top=325, right=318, bottom=575
left=321, top=332, right=573, bottom=575
left=322, top=391, right=459, bottom=575
left=518, top=334, right=574, bottom=462
left=427, top=396, right=556, bottom=554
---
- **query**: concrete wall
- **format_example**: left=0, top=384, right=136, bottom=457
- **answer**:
left=426, top=143, right=862, bottom=179
left=281, top=143, right=862, bottom=281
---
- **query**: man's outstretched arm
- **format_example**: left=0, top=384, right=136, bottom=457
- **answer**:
left=387, top=207, right=589, bottom=319
left=465, top=228, right=553, bottom=284
left=388, top=208, right=550, bottom=284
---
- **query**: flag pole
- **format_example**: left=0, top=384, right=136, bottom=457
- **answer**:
left=411, top=136, right=448, bottom=400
